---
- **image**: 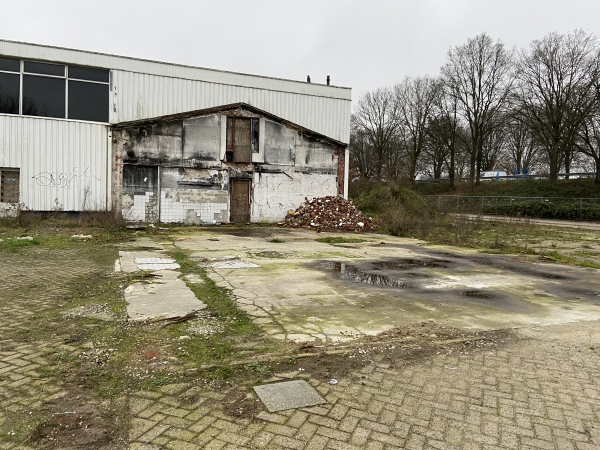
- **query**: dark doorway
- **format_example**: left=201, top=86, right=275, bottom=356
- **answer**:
left=230, top=179, right=250, bottom=223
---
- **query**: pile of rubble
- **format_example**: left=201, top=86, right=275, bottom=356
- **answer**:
left=280, top=196, right=378, bottom=232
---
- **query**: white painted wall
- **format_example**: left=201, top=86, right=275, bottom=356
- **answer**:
left=251, top=172, right=338, bottom=222
left=0, top=115, right=109, bottom=211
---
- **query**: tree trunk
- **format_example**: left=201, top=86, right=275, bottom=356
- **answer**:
left=449, top=147, right=455, bottom=189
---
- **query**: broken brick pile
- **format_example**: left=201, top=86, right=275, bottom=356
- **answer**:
left=280, top=196, right=378, bottom=232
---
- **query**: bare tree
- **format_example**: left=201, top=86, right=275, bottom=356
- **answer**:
left=501, top=111, right=542, bottom=175
left=516, top=30, right=600, bottom=182
left=576, top=92, right=600, bottom=187
left=426, top=91, right=463, bottom=186
left=352, top=88, right=399, bottom=182
left=349, top=120, right=376, bottom=181
left=394, top=76, right=440, bottom=183
left=441, top=33, right=515, bottom=189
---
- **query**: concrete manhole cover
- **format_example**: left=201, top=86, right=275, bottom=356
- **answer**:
left=253, top=380, right=326, bottom=412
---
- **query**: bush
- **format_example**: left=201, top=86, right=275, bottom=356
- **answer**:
left=354, top=184, right=439, bottom=237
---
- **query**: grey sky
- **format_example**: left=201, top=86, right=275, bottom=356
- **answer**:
left=2, top=0, right=600, bottom=101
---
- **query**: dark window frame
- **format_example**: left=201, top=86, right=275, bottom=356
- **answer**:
left=0, top=57, right=110, bottom=123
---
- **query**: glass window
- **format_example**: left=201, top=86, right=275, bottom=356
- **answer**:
left=69, top=66, right=109, bottom=83
left=0, top=57, right=19, bottom=72
left=22, top=75, right=65, bottom=118
left=0, top=73, right=20, bottom=115
left=24, top=61, right=64, bottom=77
left=68, top=80, right=109, bottom=122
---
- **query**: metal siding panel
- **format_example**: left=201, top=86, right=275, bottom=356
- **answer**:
left=0, top=115, right=108, bottom=211
left=112, top=71, right=351, bottom=143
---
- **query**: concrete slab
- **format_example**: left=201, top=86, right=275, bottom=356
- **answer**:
left=253, top=380, right=326, bottom=412
left=120, top=250, right=206, bottom=322
left=125, top=270, right=206, bottom=322
left=173, top=228, right=600, bottom=342
left=206, top=260, right=259, bottom=269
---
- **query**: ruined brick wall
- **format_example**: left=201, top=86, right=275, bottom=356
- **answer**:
left=337, top=147, right=346, bottom=195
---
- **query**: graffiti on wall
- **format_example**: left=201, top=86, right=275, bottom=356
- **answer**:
left=31, top=166, right=101, bottom=189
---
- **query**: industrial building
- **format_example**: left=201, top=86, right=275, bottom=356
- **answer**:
left=0, top=40, right=351, bottom=223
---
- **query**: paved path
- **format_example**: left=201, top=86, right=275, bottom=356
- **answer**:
left=460, top=214, right=600, bottom=231
left=126, top=322, right=600, bottom=449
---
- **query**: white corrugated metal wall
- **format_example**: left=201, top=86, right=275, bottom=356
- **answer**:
left=0, top=40, right=352, bottom=143
left=111, top=71, right=351, bottom=143
left=0, top=116, right=109, bottom=211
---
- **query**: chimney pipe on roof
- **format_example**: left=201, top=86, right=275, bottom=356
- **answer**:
left=307, top=75, right=311, bottom=83
left=326, top=75, right=330, bottom=86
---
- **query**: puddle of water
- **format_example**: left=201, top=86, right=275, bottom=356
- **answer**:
left=373, top=258, right=449, bottom=270
left=323, top=262, right=410, bottom=288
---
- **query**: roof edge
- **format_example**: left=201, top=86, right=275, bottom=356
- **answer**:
left=0, top=39, right=352, bottom=92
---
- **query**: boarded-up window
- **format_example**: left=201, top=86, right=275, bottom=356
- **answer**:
left=1, top=169, right=20, bottom=203
left=226, top=117, right=259, bottom=163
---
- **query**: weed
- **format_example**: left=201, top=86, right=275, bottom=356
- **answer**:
left=247, top=363, right=272, bottom=376
left=269, top=238, right=285, bottom=243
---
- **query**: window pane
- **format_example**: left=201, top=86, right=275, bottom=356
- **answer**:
left=0, top=73, right=20, bottom=114
left=23, top=75, right=65, bottom=118
left=68, top=80, right=109, bottom=122
left=0, top=57, right=20, bottom=72
left=68, top=66, right=109, bottom=83
left=24, top=61, right=64, bottom=77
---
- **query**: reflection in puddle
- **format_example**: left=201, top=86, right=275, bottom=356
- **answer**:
left=324, top=262, right=410, bottom=288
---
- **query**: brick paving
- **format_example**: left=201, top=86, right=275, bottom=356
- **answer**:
left=125, top=330, right=600, bottom=450
left=0, top=248, right=100, bottom=449
left=1, top=245, right=599, bottom=449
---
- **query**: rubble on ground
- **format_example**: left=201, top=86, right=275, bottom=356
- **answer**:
left=280, top=196, right=378, bottom=232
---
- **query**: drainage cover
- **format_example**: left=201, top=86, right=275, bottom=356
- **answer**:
left=253, top=380, right=326, bottom=412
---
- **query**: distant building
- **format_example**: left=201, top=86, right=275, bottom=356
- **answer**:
left=0, top=40, right=351, bottom=222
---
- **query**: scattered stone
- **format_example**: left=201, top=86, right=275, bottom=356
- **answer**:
left=329, top=379, right=339, bottom=385
left=16, top=236, right=34, bottom=240
left=71, top=234, right=93, bottom=240
left=179, top=335, right=191, bottom=341
left=145, top=350, right=159, bottom=360
left=184, top=368, right=198, bottom=376
left=62, top=304, right=117, bottom=321
left=280, top=196, right=378, bottom=232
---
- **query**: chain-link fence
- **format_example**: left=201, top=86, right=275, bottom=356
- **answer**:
left=423, top=196, right=600, bottom=221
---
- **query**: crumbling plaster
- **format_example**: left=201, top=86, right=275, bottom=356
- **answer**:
left=113, top=107, right=344, bottom=223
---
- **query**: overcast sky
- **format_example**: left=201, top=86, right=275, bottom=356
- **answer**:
left=2, top=0, right=600, bottom=102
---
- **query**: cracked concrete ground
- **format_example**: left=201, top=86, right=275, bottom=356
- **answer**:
left=174, top=228, right=600, bottom=342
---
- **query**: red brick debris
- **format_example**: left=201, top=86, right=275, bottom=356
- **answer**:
left=280, top=196, right=378, bottom=232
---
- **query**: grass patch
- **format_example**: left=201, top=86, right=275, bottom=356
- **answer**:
left=269, top=238, right=285, bottom=243
left=539, top=251, right=600, bottom=269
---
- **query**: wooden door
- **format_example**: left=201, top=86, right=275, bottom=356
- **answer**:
left=230, top=179, right=250, bottom=223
